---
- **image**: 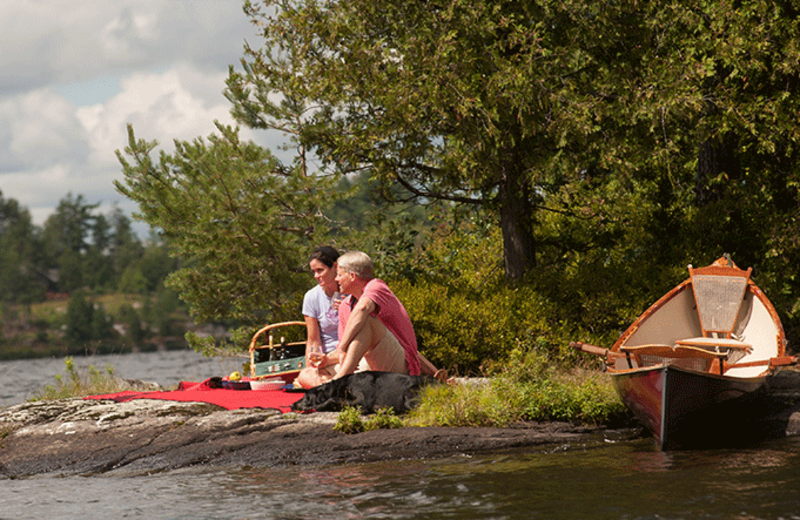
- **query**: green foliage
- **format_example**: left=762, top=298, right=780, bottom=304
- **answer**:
left=115, top=123, right=343, bottom=337
left=490, top=347, right=625, bottom=424
left=118, top=265, right=148, bottom=294
left=225, top=0, right=800, bottom=312
left=405, top=382, right=520, bottom=428
left=40, top=193, right=99, bottom=260
left=63, top=290, right=121, bottom=352
left=1, top=188, right=157, bottom=306
left=239, top=0, right=614, bottom=277
left=333, top=406, right=365, bottom=434
left=406, top=345, right=627, bottom=428
left=396, top=280, right=555, bottom=373
left=385, top=217, right=600, bottom=373
left=65, top=290, right=95, bottom=348
left=32, top=357, right=129, bottom=400
left=91, top=304, right=114, bottom=342
left=0, top=191, right=43, bottom=303
left=333, top=406, right=405, bottom=434
left=365, top=407, right=405, bottom=430
left=117, top=304, right=145, bottom=344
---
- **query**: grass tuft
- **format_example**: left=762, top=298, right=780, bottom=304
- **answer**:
left=334, top=406, right=405, bottom=433
left=406, top=344, right=627, bottom=428
left=31, top=357, right=132, bottom=400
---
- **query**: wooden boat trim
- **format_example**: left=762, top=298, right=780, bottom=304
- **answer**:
left=673, top=337, right=751, bottom=351
left=610, top=360, right=771, bottom=382
left=620, top=344, right=728, bottom=359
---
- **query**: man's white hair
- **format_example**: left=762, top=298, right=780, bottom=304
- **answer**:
left=337, top=251, right=374, bottom=279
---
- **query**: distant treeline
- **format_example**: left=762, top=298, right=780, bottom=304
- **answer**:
left=0, top=191, right=189, bottom=359
left=0, top=191, right=175, bottom=302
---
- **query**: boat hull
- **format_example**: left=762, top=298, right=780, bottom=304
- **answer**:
left=611, top=364, right=767, bottom=450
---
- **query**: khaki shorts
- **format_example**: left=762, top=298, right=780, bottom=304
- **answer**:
left=318, top=363, right=339, bottom=378
left=358, top=330, right=409, bottom=374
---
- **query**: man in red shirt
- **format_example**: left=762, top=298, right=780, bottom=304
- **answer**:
left=297, top=251, right=438, bottom=387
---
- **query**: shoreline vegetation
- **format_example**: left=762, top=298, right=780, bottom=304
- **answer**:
left=28, top=354, right=631, bottom=429
left=0, top=293, right=195, bottom=362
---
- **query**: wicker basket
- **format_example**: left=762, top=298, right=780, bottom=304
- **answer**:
left=248, top=321, right=307, bottom=382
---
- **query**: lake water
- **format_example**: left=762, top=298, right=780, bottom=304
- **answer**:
left=0, top=350, right=246, bottom=406
left=3, top=351, right=800, bottom=519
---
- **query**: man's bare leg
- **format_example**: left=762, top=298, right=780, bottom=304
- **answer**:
left=333, top=317, right=386, bottom=379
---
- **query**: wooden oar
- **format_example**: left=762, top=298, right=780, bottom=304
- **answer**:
left=570, top=341, right=624, bottom=359
left=726, top=356, right=798, bottom=369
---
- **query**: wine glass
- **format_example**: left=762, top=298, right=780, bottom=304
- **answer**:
left=331, top=291, right=343, bottom=311
left=308, top=343, right=324, bottom=368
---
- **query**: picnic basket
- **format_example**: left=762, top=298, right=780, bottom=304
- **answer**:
left=248, top=321, right=307, bottom=383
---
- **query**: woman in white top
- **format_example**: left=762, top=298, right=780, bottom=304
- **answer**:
left=302, top=246, right=341, bottom=362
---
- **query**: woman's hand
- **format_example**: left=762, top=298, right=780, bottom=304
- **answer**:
left=308, top=351, right=326, bottom=368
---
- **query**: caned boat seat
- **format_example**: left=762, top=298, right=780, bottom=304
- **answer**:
left=682, top=260, right=753, bottom=371
left=619, top=344, right=728, bottom=372
left=688, top=261, right=751, bottom=339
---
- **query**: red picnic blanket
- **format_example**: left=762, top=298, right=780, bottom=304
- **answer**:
left=86, top=378, right=306, bottom=413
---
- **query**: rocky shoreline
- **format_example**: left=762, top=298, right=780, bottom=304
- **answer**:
left=4, top=369, right=800, bottom=479
left=0, top=397, right=635, bottom=478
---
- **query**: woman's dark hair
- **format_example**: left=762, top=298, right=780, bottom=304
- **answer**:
left=309, top=246, right=340, bottom=268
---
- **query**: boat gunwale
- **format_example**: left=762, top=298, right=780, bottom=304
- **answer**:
left=607, top=361, right=771, bottom=383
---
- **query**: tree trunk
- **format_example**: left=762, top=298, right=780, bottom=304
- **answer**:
left=498, top=162, right=536, bottom=280
left=696, top=136, right=740, bottom=205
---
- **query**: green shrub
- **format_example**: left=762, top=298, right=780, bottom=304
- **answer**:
left=334, top=406, right=365, bottom=433
left=394, top=279, right=573, bottom=374
left=406, top=344, right=627, bottom=427
left=334, top=406, right=407, bottom=433
left=364, top=408, right=404, bottom=430
left=32, top=357, right=131, bottom=400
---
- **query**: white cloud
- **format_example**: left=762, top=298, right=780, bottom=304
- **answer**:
left=0, top=0, right=276, bottom=228
left=77, top=66, right=237, bottom=167
left=0, top=89, right=89, bottom=169
left=0, top=1, right=254, bottom=93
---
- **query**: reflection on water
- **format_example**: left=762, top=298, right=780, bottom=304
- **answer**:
left=3, top=437, right=800, bottom=519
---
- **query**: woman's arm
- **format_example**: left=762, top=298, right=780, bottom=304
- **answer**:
left=304, top=315, right=322, bottom=358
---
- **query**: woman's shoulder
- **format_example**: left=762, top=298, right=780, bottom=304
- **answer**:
left=304, top=284, right=324, bottom=297
left=303, top=285, right=325, bottom=309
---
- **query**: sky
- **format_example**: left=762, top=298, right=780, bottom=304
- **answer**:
left=0, top=0, right=276, bottom=231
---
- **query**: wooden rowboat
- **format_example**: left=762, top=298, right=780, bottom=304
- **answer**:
left=573, top=256, right=796, bottom=450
